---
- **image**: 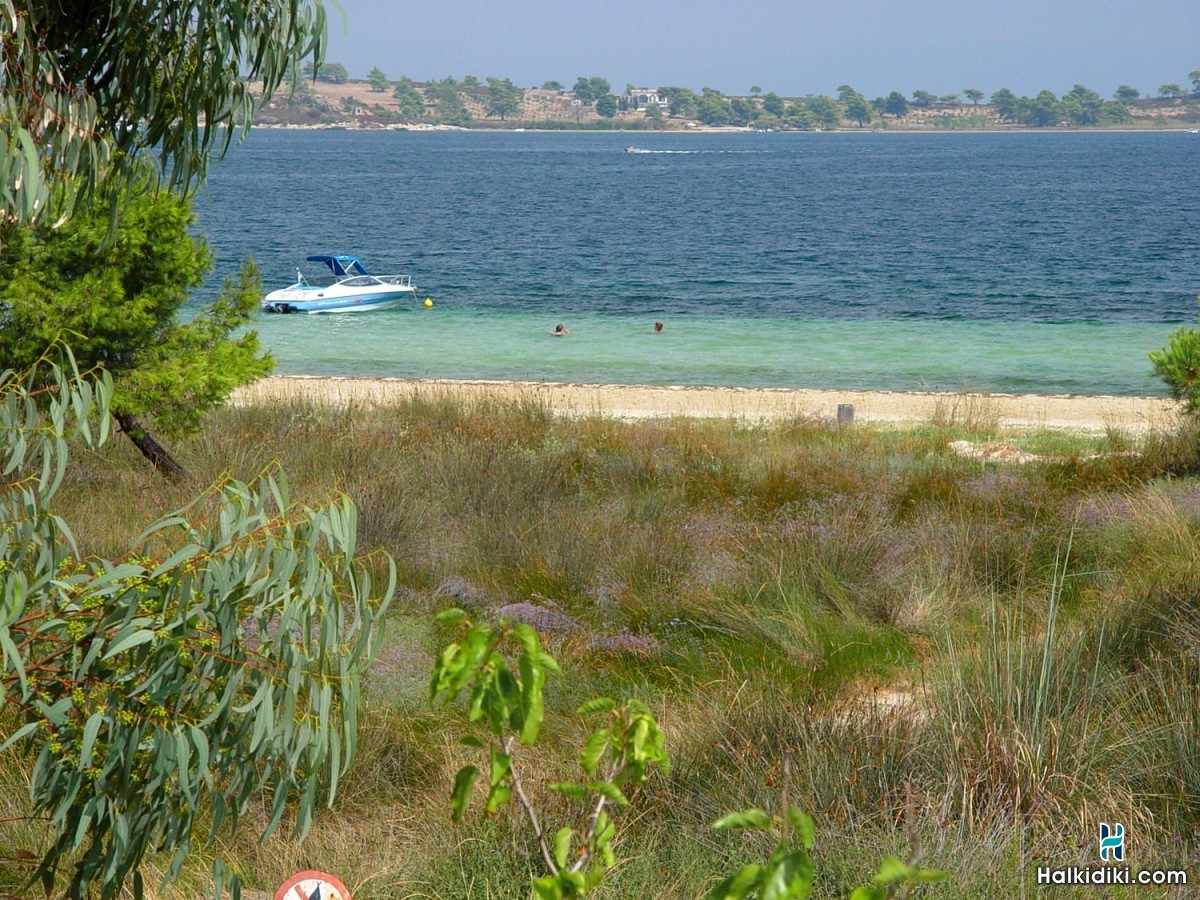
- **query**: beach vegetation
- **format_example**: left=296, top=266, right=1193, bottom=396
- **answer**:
left=0, top=0, right=320, bottom=473
left=1060, top=84, right=1102, bottom=125
left=931, top=113, right=991, bottom=130
left=1023, top=89, right=1062, bottom=127
left=0, top=182, right=272, bottom=478
left=430, top=607, right=946, bottom=899
left=430, top=609, right=669, bottom=897
left=6, top=387, right=1200, bottom=896
left=1150, top=301, right=1200, bottom=414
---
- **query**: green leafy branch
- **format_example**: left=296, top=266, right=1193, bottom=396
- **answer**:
left=709, top=789, right=948, bottom=900
left=430, top=608, right=669, bottom=899
left=1, top=360, right=395, bottom=900
left=707, top=806, right=816, bottom=899
left=432, top=611, right=949, bottom=899
left=849, top=855, right=950, bottom=900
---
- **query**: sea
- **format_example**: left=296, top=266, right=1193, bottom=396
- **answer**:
left=192, top=129, right=1200, bottom=396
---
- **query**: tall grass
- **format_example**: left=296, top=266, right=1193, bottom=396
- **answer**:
left=927, top=390, right=1002, bottom=437
left=934, top=555, right=1123, bottom=840
left=7, top=393, right=1200, bottom=897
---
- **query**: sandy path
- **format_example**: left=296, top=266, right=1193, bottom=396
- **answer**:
left=230, top=376, right=1179, bottom=433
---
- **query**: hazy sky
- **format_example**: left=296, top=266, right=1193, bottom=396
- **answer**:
left=323, top=0, right=1197, bottom=99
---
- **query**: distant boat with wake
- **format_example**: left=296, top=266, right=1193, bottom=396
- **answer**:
left=625, top=146, right=698, bottom=154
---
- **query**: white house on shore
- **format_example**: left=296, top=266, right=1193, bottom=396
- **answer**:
left=625, top=89, right=669, bottom=110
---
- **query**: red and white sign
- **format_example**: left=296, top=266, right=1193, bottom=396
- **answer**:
left=274, top=869, right=352, bottom=900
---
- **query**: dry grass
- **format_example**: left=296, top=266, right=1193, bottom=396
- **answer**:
left=927, top=391, right=1003, bottom=437
left=4, top=396, right=1200, bottom=897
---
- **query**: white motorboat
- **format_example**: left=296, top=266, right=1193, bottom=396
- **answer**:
left=261, top=254, right=417, bottom=314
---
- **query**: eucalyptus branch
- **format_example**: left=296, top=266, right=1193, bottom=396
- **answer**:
left=0, top=362, right=392, bottom=900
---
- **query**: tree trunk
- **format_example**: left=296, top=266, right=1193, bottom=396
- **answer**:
left=114, top=412, right=190, bottom=481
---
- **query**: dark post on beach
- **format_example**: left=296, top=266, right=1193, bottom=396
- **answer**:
left=837, top=404, right=855, bottom=425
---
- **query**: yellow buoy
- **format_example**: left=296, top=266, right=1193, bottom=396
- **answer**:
left=424, top=297, right=433, bottom=308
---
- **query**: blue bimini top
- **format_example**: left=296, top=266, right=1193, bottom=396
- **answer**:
left=307, top=255, right=370, bottom=277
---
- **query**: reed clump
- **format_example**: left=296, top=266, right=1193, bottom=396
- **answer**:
left=6, top=392, right=1200, bottom=898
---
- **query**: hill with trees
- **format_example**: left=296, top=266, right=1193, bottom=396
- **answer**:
left=251, top=67, right=1200, bottom=131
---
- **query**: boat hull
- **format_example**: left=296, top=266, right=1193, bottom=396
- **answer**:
left=261, top=286, right=414, bottom=315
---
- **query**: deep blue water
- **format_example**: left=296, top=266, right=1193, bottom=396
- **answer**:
left=193, top=130, right=1200, bottom=394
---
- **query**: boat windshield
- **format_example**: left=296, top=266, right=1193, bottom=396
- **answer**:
left=289, top=259, right=399, bottom=288
left=292, top=266, right=337, bottom=287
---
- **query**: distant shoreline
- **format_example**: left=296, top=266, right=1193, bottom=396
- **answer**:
left=232, top=376, right=1179, bottom=433
left=250, top=122, right=1199, bottom=136
left=250, top=78, right=1200, bottom=133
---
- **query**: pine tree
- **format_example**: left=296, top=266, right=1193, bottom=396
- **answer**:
left=0, top=179, right=272, bottom=477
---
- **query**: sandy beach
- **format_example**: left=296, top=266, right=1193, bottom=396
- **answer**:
left=232, top=376, right=1179, bottom=433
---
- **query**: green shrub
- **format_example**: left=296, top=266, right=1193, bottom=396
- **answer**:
left=1150, top=301, right=1200, bottom=413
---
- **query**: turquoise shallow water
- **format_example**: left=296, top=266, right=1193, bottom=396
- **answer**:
left=193, top=130, right=1200, bottom=395
left=245, top=309, right=1168, bottom=395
